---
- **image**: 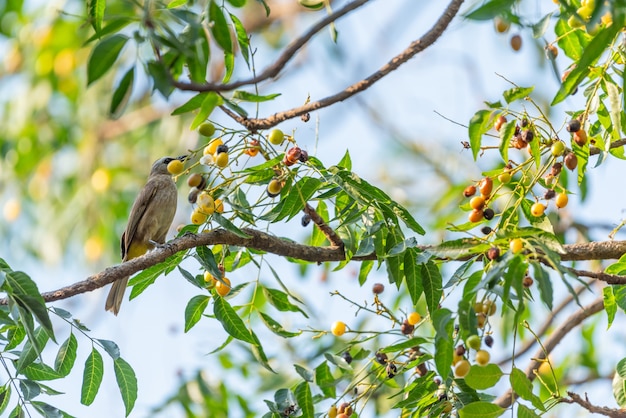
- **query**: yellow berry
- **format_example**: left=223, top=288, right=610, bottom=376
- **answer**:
left=191, top=209, right=208, bottom=225
left=454, top=359, right=470, bottom=378
left=215, top=277, right=231, bottom=297
left=469, top=196, right=485, bottom=210
left=498, top=172, right=511, bottom=184
left=475, top=350, right=490, bottom=366
left=197, top=193, right=215, bottom=214
left=331, top=321, right=346, bottom=336
left=531, top=202, right=546, bottom=217
left=267, top=179, right=282, bottom=196
left=510, top=238, right=523, bottom=254
left=167, top=159, right=184, bottom=175
left=204, top=138, right=223, bottom=155
left=555, top=193, right=568, bottom=209
left=215, top=152, right=229, bottom=168
left=214, top=198, right=224, bottom=213
left=407, top=312, right=421, bottom=326
left=268, top=129, right=284, bottom=145
left=466, top=335, right=481, bottom=350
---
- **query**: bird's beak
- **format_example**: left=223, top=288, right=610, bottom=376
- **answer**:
left=177, top=155, right=188, bottom=161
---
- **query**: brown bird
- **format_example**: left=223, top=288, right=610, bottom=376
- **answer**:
left=105, top=156, right=185, bottom=315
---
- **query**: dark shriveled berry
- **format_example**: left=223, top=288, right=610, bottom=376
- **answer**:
left=485, top=335, right=494, bottom=348
left=523, top=276, right=534, bottom=287
left=487, top=247, right=500, bottom=261
left=455, top=345, right=466, bottom=356
left=188, top=187, right=200, bottom=204
left=341, top=351, right=353, bottom=364
left=301, top=112, right=311, bottom=122
left=375, top=352, right=388, bottom=365
left=521, top=118, right=529, bottom=128
left=551, top=162, right=563, bottom=176
left=483, top=208, right=495, bottom=220
left=298, top=150, right=309, bottom=163
left=566, top=119, right=581, bottom=133
left=481, top=226, right=492, bottom=235
left=544, top=189, right=556, bottom=200
left=401, top=320, right=415, bottom=335
left=386, top=363, right=397, bottom=378
left=216, top=144, right=229, bottom=154
left=416, top=363, right=428, bottom=376
left=521, top=129, right=534, bottom=142
left=372, top=283, right=385, bottom=294
left=301, top=213, right=311, bottom=227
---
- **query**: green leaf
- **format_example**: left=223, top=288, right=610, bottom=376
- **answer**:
left=422, top=261, right=442, bottom=317
left=468, top=110, right=493, bottom=160
left=380, top=337, right=428, bottom=353
left=263, top=287, right=307, bottom=317
left=6, top=271, right=55, bottom=341
left=498, top=119, right=516, bottom=163
left=428, top=238, right=489, bottom=259
left=503, top=86, right=533, bottom=103
left=464, top=0, right=516, bottom=20
left=555, top=18, right=585, bottom=61
left=614, top=285, right=626, bottom=312
left=172, top=92, right=208, bottom=116
left=465, top=364, right=503, bottom=390
left=88, top=0, right=106, bottom=33
left=358, top=260, right=374, bottom=285
left=195, top=246, right=222, bottom=280
left=226, top=0, right=246, bottom=6
left=222, top=51, right=234, bottom=83
left=256, top=0, right=270, bottom=15
left=83, top=18, right=133, bottom=45
left=190, top=91, right=221, bottom=130
left=114, top=357, right=138, bottom=417
left=510, top=367, right=544, bottom=410
left=433, top=308, right=453, bottom=378
left=109, top=67, right=135, bottom=118
left=87, top=34, right=129, bottom=85
left=129, top=252, right=183, bottom=300
left=167, top=0, right=188, bottom=8
left=259, top=312, right=301, bottom=337
left=294, top=381, right=313, bottom=418
left=552, top=23, right=621, bottom=105
left=97, top=339, right=121, bottom=359
left=31, top=401, right=63, bottom=418
left=0, top=386, right=11, bottom=415
left=17, top=327, right=49, bottom=372
left=209, top=0, right=232, bottom=53
left=604, top=286, right=617, bottom=329
left=54, top=333, right=78, bottom=377
left=249, top=330, right=275, bottom=373
left=184, top=295, right=210, bottom=332
left=23, top=362, right=63, bottom=381
left=614, top=358, right=626, bottom=407
left=531, top=13, right=552, bottom=38
left=232, top=90, right=281, bottom=102
left=81, top=348, right=104, bottom=406
left=19, top=380, right=41, bottom=401
left=314, top=362, right=335, bottom=398
left=517, top=404, right=541, bottom=418
left=230, top=13, right=250, bottom=65
left=404, top=249, right=423, bottom=306
left=212, top=213, right=251, bottom=238
left=459, top=401, right=505, bottom=418
left=213, top=297, right=256, bottom=344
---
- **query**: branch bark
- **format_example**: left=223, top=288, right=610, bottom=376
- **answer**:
left=560, top=392, right=626, bottom=418
left=3, top=226, right=626, bottom=305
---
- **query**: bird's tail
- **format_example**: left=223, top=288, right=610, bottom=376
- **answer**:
left=105, top=276, right=129, bottom=316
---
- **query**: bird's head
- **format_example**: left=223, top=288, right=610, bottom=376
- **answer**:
left=150, top=155, right=188, bottom=176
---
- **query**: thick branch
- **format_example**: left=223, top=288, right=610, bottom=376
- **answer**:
left=569, top=268, right=626, bottom=284
left=560, top=392, right=626, bottom=418
left=172, top=0, right=372, bottom=93
left=4, top=227, right=626, bottom=305
left=495, top=297, right=605, bottom=408
left=228, top=0, right=465, bottom=130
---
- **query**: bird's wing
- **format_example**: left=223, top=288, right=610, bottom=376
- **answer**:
left=121, top=181, right=159, bottom=260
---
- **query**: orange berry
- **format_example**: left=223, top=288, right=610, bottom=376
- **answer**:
left=407, top=312, right=421, bottom=326
left=555, top=193, right=568, bottom=209
left=479, top=177, right=493, bottom=196
left=468, top=209, right=483, bottom=223
left=469, top=196, right=485, bottom=210
left=531, top=202, right=546, bottom=217
left=494, top=115, right=507, bottom=131
left=510, top=34, right=522, bottom=51
left=510, top=238, right=523, bottom=254
left=215, top=277, right=231, bottom=297
left=331, top=321, right=346, bottom=336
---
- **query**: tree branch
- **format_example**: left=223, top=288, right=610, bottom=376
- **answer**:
left=223, top=0, right=465, bottom=130
left=3, top=223, right=626, bottom=305
left=559, top=392, right=626, bottom=418
left=495, top=297, right=605, bottom=408
left=171, top=0, right=372, bottom=93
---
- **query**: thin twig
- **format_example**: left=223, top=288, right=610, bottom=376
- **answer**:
left=171, top=0, right=372, bottom=93
left=497, top=282, right=589, bottom=366
left=559, top=392, right=626, bottom=418
left=304, top=203, right=344, bottom=248
left=226, top=0, right=466, bottom=130
left=495, top=297, right=605, bottom=408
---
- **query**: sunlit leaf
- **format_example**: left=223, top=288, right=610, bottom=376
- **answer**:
left=114, top=357, right=138, bottom=417
left=81, top=348, right=104, bottom=406
left=184, top=295, right=210, bottom=332
left=87, top=34, right=129, bottom=86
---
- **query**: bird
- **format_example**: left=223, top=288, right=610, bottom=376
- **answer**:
left=105, top=156, right=185, bottom=315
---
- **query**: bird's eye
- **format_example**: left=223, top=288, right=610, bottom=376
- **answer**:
left=164, top=158, right=173, bottom=164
